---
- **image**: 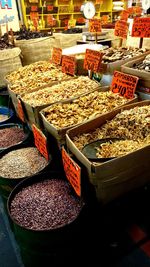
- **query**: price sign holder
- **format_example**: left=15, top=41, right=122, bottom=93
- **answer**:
left=17, top=99, right=25, bottom=123
left=131, top=17, right=150, bottom=48
left=32, top=124, right=49, bottom=161
left=111, top=71, right=139, bottom=99
left=52, top=47, right=62, bottom=65
left=84, top=49, right=103, bottom=78
left=62, top=147, right=81, bottom=197
left=62, top=55, right=76, bottom=76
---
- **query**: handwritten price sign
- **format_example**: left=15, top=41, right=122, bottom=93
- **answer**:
left=32, top=124, right=49, bottom=161
left=132, top=17, right=150, bottom=38
left=115, top=20, right=129, bottom=39
left=120, top=10, right=129, bottom=22
left=62, top=147, right=81, bottom=197
left=52, top=47, right=62, bottom=65
left=62, top=55, right=76, bottom=76
left=84, top=49, right=103, bottom=73
left=111, top=71, right=139, bottom=99
left=89, top=19, right=101, bottom=33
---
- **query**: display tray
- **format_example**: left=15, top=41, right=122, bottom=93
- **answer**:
left=121, top=52, right=150, bottom=88
left=21, top=78, right=100, bottom=128
left=66, top=100, right=150, bottom=204
left=100, top=50, right=150, bottom=75
left=40, top=87, right=137, bottom=146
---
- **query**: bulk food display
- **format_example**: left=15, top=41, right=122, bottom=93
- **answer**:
left=21, top=76, right=100, bottom=126
left=6, top=61, right=69, bottom=94
left=40, top=89, right=135, bottom=144
left=121, top=53, right=150, bottom=88
left=72, top=105, right=150, bottom=152
left=5, top=60, right=70, bottom=115
left=100, top=47, right=149, bottom=73
left=10, top=178, right=83, bottom=230
left=0, top=124, right=29, bottom=150
left=0, top=147, right=48, bottom=179
left=66, top=102, right=150, bottom=203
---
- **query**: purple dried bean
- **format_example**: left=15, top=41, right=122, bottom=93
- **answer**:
left=10, top=179, right=83, bottom=230
left=0, top=127, right=27, bottom=148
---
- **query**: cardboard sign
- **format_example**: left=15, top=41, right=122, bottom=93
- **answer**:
left=68, top=19, right=76, bottom=28
left=31, top=5, right=38, bottom=12
left=62, top=55, right=76, bottom=76
left=17, top=99, right=25, bottom=122
left=111, top=71, right=139, bottom=99
left=84, top=49, right=103, bottom=73
left=89, top=19, right=101, bottom=33
left=120, top=10, right=129, bottom=22
left=115, top=20, right=128, bottom=39
left=52, top=47, right=62, bottom=65
left=32, top=124, right=49, bottom=161
left=62, top=147, right=81, bottom=197
left=132, top=17, right=150, bottom=38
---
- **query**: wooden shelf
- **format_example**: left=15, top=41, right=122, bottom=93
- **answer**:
left=21, top=0, right=126, bottom=31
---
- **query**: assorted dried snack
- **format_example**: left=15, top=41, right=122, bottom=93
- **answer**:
left=73, top=105, right=150, bottom=151
left=22, top=76, right=99, bottom=106
left=96, top=139, right=144, bottom=158
left=0, top=147, right=48, bottom=178
left=133, top=54, right=150, bottom=72
left=0, top=127, right=27, bottom=148
left=6, top=61, right=69, bottom=94
left=10, top=179, right=83, bottom=230
left=43, top=90, right=130, bottom=129
left=102, top=47, right=147, bottom=63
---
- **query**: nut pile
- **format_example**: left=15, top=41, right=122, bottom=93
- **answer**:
left=96, top=139, right=144, bottom=158
left=22, top=76, right=99, bottom=107
left=6, top=61, right=69, bottom=94
left=73, top=105, right=150, bottom=151
left=0, top=127, right=27, bottom=148
left=0, top=147, right=48, bottom=178
left=102, top=47, right=147, bottom=63
left=43, top=90, right=129, bottom=129
left=133, top=54, right=150, bottom=72
left=10, top=179, right=83, bottom=230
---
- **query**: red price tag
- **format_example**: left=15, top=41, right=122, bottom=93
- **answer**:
left=31, top=5, right=38, bottom=12
left=32, top=124, right=49, bottom=161
left=17, top=99, right=25, bottom=122
left=89, top=19, right=101, bottom=32
left=62, top=147, right=81, bottom=197
left=120, top=10, right=129, bottom=22
left=52, top=47, right=62, bottom=65
left=111, top=71, right=139, bottom=99
left=47, top=5, right=53, bottom=11
left=84, top=49, right=103, bottom=73
left=115, top=20, right=128, bottom=39
left=132, top=17, right=150, bottom=38
left=62, top=55, right=76, bottom=76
